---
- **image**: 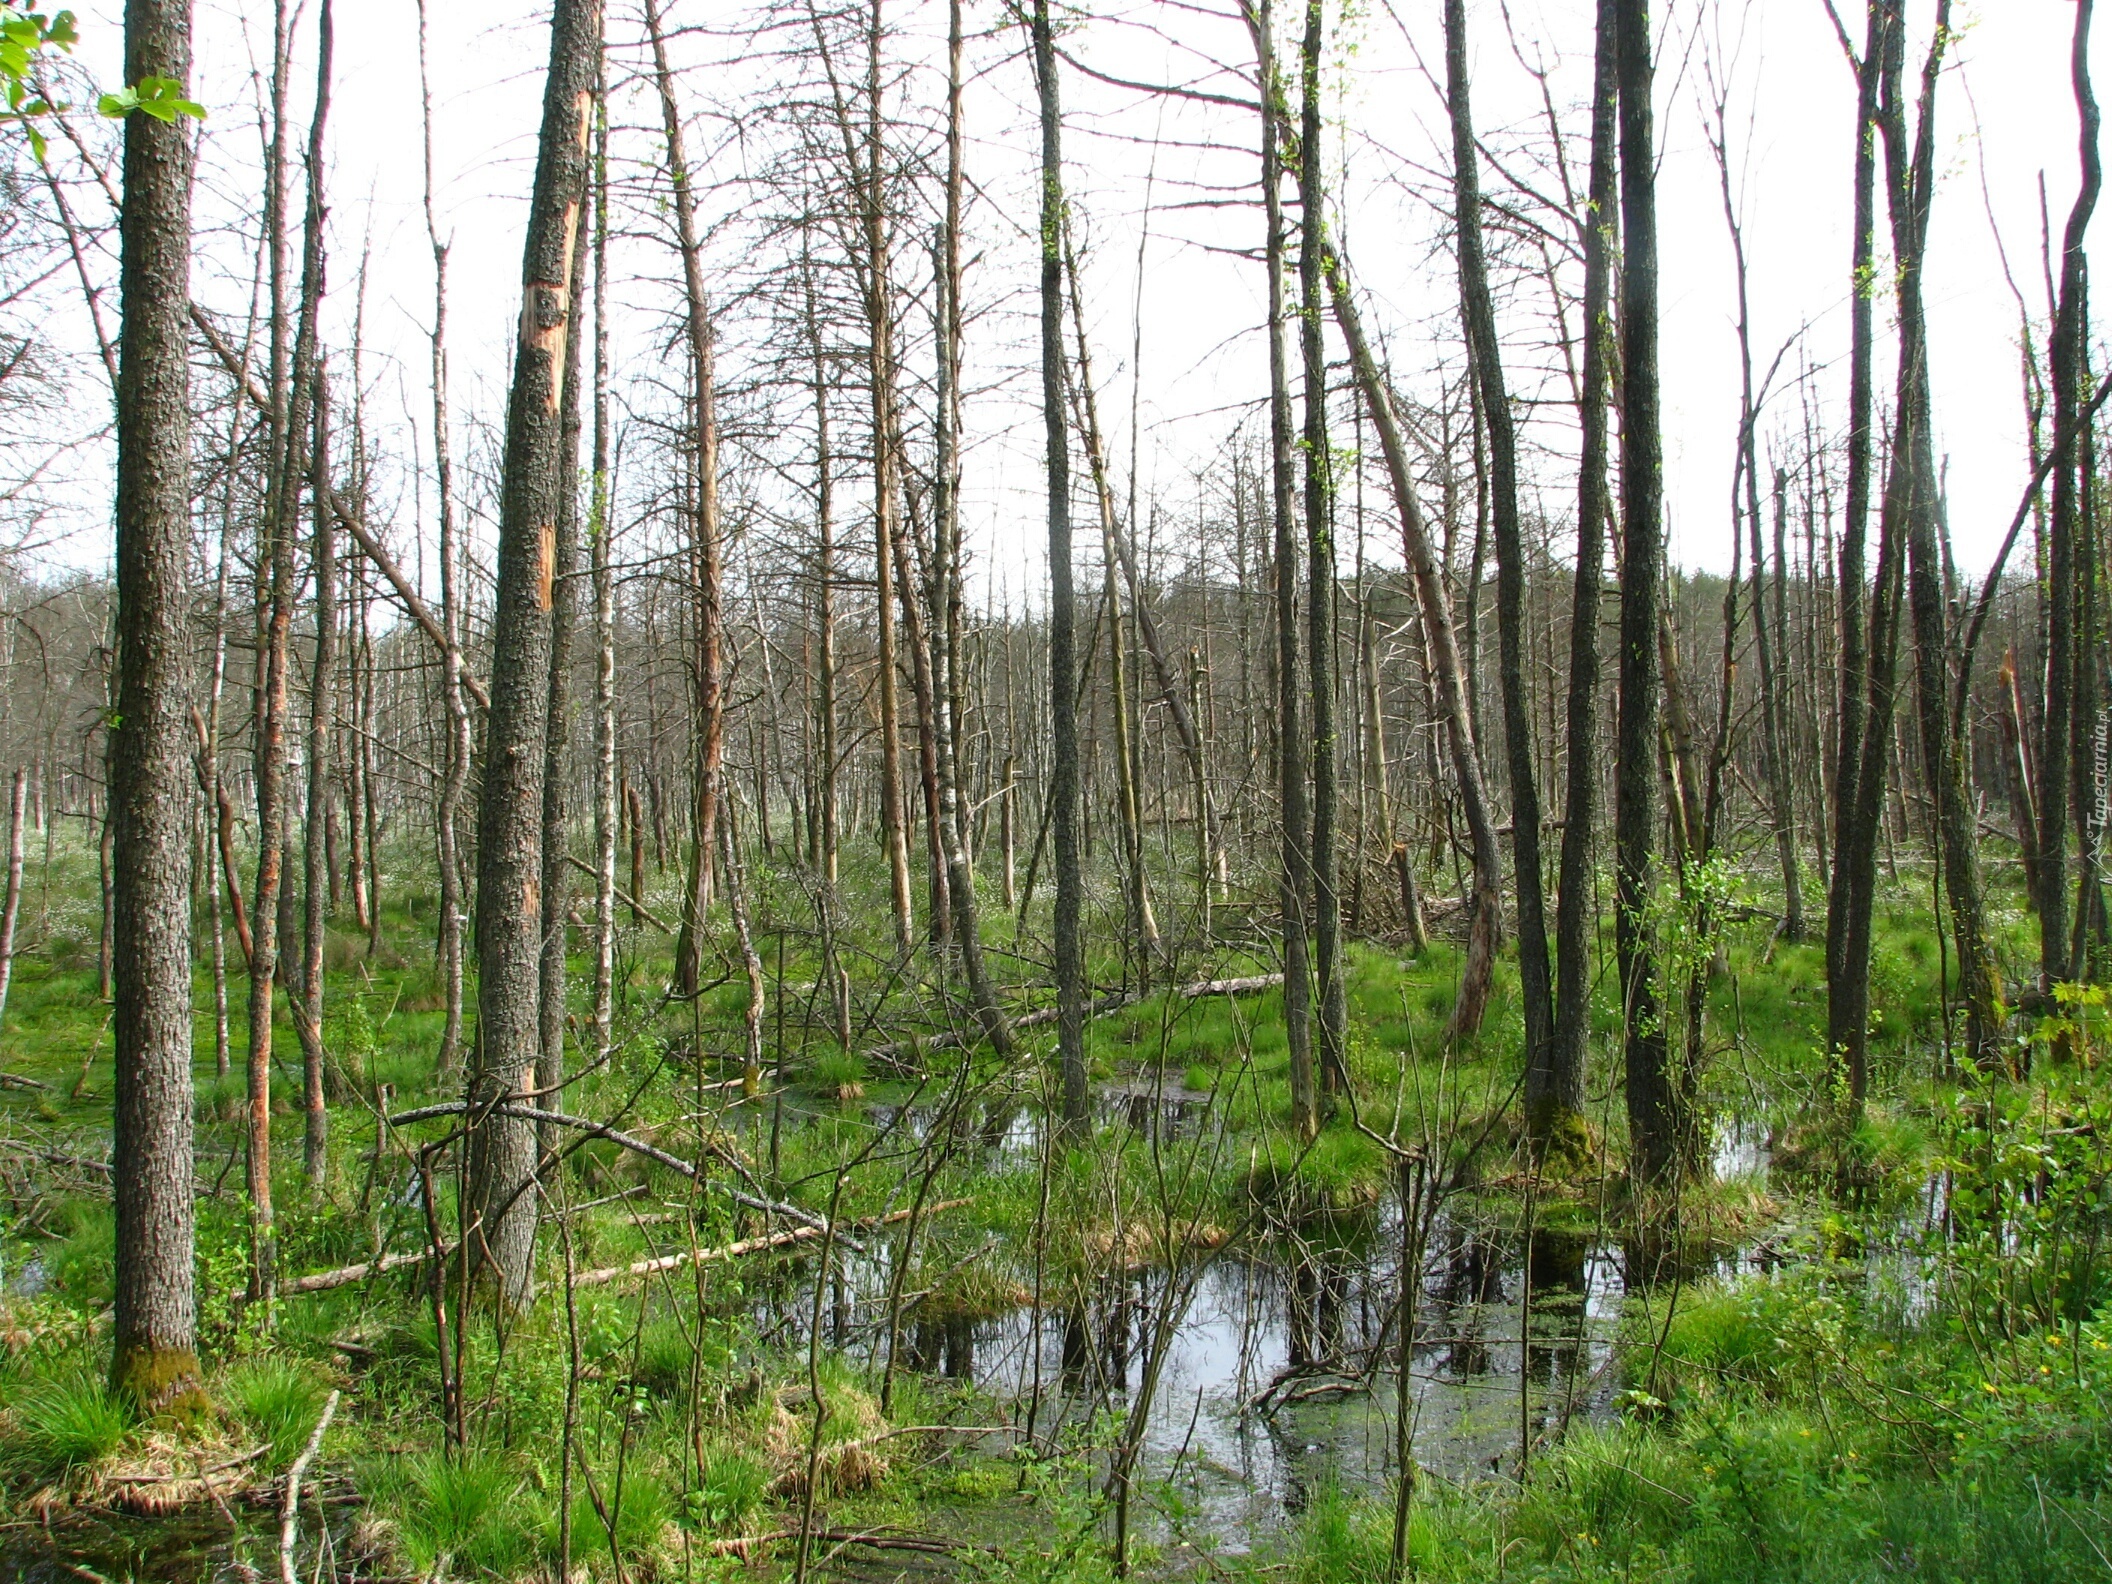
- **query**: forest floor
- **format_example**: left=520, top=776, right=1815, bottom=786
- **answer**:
left=3, top=837, right=2110, bottom=1582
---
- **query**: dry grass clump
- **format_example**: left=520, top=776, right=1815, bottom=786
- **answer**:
left=764, top=1381, right=888, bottom=1497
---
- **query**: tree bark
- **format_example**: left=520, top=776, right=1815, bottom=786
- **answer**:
left=2043, top=0, right=2101, bottom=990
left=1824, top=0, right=1889, bottom=1109
left=1326, top=253, right=1504, bottom=1039
left=935, top=0, right=1016, bottom=1057
left=1035, top=0, right=1088, bottom=1135
left=1301, top=0, right=1345, bottom=1104
left=1444, top=0, right=1553, bottom=1111
left=299, top=358, right=335, bottom=1185
left=1252, top=0, right=1315, bottom=1135
left=469, top=0, right=600, bottom=1310
left=110, top=0, right=203, bottom=1411
left=1547, top=0, right=1619, bottom=1144
left=646, top=0, right=726, bottom=1000
left=1614, top=0, right=1682, bottom=1186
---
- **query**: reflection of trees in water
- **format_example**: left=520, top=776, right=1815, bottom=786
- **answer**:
left=1524, top=1231, right=1591, bottom=1437
left=910, top=1312, right=975, bottom=1378
left=1428, top=1225, right=1506, bottom=1377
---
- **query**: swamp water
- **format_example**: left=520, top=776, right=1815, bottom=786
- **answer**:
left=4, top=1083, right=1792, bottom=1579
left=753, top=1083, right=1786, bottom=1558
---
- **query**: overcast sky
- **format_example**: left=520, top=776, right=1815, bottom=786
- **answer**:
left=40, top=0, right=2110, bottom=595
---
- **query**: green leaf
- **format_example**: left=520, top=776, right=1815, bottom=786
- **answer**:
left=101, top=73, right=203, bottom=122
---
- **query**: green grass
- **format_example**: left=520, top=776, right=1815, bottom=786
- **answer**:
left=0, top=1371, right=135, bottom=1479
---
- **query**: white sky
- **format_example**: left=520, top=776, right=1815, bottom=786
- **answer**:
left=36, top=0, right=2109, bottom=593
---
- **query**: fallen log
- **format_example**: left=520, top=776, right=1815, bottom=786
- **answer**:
left=567, top=1198, right=971, bottom=1290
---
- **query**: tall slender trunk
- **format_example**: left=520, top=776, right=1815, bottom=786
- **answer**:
left=2044, top=0, right=2102, bottom=990
left=1614, top=0, right=1681, bottom=1186
left=539, top=219, right=587, bottom=1134
left=806, top=259, right=840, bottom=891
left=646, top=0, right=726, bottom=1000
left=1035, top=0, right=1088, bottom=1135
left=1547, top=0, right=1618, bottom=1143
left=1300, top=0, right=1345, bottom=1101
left=935, top=0, right=1015, bottom=1055
left=1825, top=0, right=1888, bottom=1107
left=590, top=65, right=617, bottom=1058
left=299, top=358, right=335, bottom=1184
left=1444, top=0, right=1552, bottom=1110
left=469, top=0, right=600, bottom=1309
left=1251, top=0, right=1314, bottom=1135
left=417, top=0, right=470, bottom=1081
left=0, top=771, right=27, bottom=1030
left=1878, top=0, right=1995, bottom=1061
left=110, top=0, right=203, bottom=1410
left=249, top=0, right=332, bottom=1301
left=1058, top=234, right=1158, bottom=978
left=1758, top=469, right=1805, bottom=939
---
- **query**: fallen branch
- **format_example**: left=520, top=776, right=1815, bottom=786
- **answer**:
left=0, top=1071, right=52, bottom=1091
left=280, top=1390, right=340, bottom=1584
left=567, top=1199, right=971, bottom=1290
left=282, top=1245, right=454, bottom=1296
left=383, top=1100, right=834, bottom=1238
left=563, top=853, right=675, bottom=932
left=698, top=1527, right=992, bottom=1559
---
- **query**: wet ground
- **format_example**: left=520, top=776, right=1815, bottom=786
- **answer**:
left=3, top=1076, right=1803, bottom=1578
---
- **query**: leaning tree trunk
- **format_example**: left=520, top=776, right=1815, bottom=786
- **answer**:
left=469, top=0, right=601, bottom=1310
left=1326, top=253, right=1504, bottom=1039
left=110, top=0, right=204, bottom=1412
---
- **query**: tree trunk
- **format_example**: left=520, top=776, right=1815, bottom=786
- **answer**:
left=1252, top=0, right=1315, bottom=1137
left=935, top=0, right=1015, bottom=1057
left=2043, top=0, right=2101, bottom=991
left=1614, top=0, right=1681, bottom=1187
left=590, top=63, right=618, bottom=1058
left=1301, top=0, right=1346, bottom=1102
left=646, top=0, right=726, bottom=1001
left=110, top=0, right=204, bottom=1411
left=469, top=0, right=600, bottom=1310
left=0, top=769, right=26, bottom=1030
left=1825, top=0, right=1888, bottom=1112
left=1326, top=253, right=1504, bottom=1038
left=299, top=359, right=335, bottom=1184
left=249, top=0, right=333, bottom=1300
left=1444, top=0, right=1553, bottom=1114
left=417, top=0, right=471, bottom=1082
left=1548, top=0, right=1619, bottom=1145
left=1035, top=0, right=1088, bottom=1135
left=1877, top=0, right=1996, bottom=1062
left=539, top=223, right=587, bottom=1136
